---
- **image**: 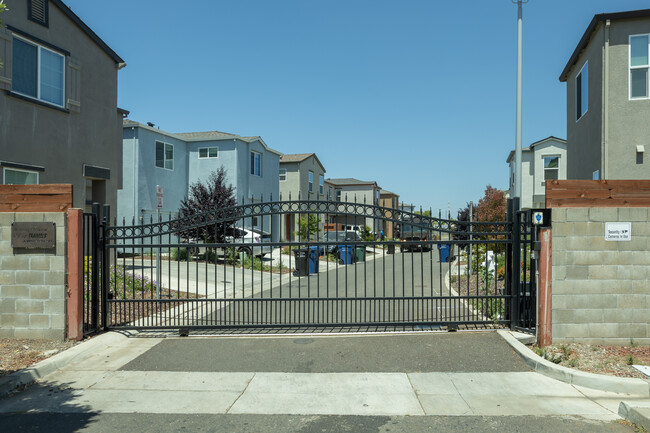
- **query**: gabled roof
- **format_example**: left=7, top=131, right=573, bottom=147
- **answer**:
left=122, top=119, right=282, bottom=156
left=326, top=178, right=379, bottom=188
left=380, top=189, right=398, bottom=197
left=53, top=0, right=124, bottom=64
left=506, top=136, right=567, bottom=163
left=560, top=8, right=650, bottom=82
left=280, top=153, right=326, bottom=173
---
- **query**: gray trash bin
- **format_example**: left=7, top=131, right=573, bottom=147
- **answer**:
left=293, top=248, right=309, bottom=276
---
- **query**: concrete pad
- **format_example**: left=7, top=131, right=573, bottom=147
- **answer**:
left=449, top=372, right=585, bottom=397
left=64, top=339, right=164, bottom=371
left=408, top=372, right=458, bottom=395
left=416, top=393, right=473, bottom=415
left=45, top=370, right=118, bottom=390
left=90, top=371, right=254, bottom=392
left=461, top=396, right=618, bottom=418
left=229, top=372, right=423, bottom=416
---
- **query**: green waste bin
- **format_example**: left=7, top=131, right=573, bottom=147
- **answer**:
left=355, top=245, right=365, bottom=262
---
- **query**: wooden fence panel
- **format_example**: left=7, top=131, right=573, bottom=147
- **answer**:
left=0, top=184, right=73, bottom=212
left=546, top=180, right=650, bottom=208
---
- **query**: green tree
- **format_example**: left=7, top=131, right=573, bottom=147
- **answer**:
left=359, top=225, right=374, bottom=241
left=296, top=214, right=319, bottom=241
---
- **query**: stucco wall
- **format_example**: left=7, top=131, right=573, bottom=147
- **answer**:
left=606, top=18, right=650, bottom=179
left=1, top=2, right=122, bottom=211
left=0, top=213, right=67, bottom=340
left=565, top=25, right=604, bottom=179
left=551, top=208, right=649, bottom=344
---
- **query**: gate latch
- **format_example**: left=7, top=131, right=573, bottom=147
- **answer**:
left=531, top=241, right=541, bottom=260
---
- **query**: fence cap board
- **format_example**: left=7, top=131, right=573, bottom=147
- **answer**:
left=0, top=184, right=73, bottom=212
left=546, top=180, right=650, bottom=208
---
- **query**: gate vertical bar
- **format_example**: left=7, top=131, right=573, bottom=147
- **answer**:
left=509, top=198, right=521, bottom=330
left=91, top=203, right=100, bottom=331
left=100, top=204, right=110, bottom=330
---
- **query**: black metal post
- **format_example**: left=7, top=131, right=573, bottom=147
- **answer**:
left=509, top=198, right=521, bottom=330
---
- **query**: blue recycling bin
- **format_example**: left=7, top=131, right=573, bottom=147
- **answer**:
left=437, top=244, right=450, bottom=262
left=339, top=245, right=354, bottom=265
left=309, top=246, right=320, bottom=274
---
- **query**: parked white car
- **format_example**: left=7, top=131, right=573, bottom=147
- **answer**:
left=226, top=227, right=272, bottom=257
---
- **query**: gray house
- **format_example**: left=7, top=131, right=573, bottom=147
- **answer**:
left=506, top=137, right=567, bottom=209
left=119, top=120, right=281, bottom=238
left=279, top=153, right=327, bottom=241
left=0, top=0, right=125, bottom=212
left=325, top=178, right=382, bottom=233
left=560, top=8, right=650, bottom=180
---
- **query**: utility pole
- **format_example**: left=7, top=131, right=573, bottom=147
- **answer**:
left=513, top=0, right=528, bottom=208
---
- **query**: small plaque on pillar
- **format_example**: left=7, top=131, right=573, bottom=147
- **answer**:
left=11, top=222, right=56, bottom=249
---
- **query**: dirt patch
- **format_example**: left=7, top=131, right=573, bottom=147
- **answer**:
left=0, top=338, right=76, bottom=378
left=529, top=343, right=650, bottom=379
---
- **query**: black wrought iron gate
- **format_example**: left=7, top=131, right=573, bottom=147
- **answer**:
left=84, top=198, right=538, bottom=333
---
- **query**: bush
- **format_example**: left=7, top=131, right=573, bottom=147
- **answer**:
left=170, top=248, right=190, bottom=261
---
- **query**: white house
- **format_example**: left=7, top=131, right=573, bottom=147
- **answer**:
left=507, top=137, right=567, bottom=209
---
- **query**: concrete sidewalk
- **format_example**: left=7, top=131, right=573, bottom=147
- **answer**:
left=0, top=330, right=647, bottom=429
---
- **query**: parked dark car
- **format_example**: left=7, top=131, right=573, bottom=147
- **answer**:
left=318, top=231, right=362, bottom=256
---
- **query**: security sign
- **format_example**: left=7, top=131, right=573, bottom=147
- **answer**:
left=530, top=209, right=551, bottom=227
left=605, top=222, right=631, bottom=241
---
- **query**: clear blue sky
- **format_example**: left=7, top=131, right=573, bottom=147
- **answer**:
left=62, top=0, right=650, bottom=215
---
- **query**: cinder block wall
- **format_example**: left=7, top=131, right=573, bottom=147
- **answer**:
left=0, top=213, right=67, bottom=340
left=551, top=208, right=650, bottom=345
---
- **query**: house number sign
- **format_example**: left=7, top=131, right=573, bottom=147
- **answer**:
left=11, top=222, right=56, bottom=249
left=605, top=222, right=631, bottom=241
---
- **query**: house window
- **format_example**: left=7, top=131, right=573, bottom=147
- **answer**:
left=319, top=175, right=324, bottom=194
left=12, top=36, right=64, bottom=107
left=279, top=168, right=287, bottom=181
left=3, top=168, right=39, bottom=185
left=336, top=190, right=341, bottom=202
left=630, top=34, right=650, bottom=99
left=250, top=151, right=261, bottom=176
left=155, top=141, right=174, bottom=170
left=198, top=147, right=218, bottom=158
left=576, top=62, right=588, bottom=120
left=308, top=171, right=313, bottom=193
left=543, top=156, right=559, bottom=180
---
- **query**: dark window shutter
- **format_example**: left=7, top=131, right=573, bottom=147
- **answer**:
left=0, top=29, right=11, bottom=90
left=28, top=0, right=49, bottom=27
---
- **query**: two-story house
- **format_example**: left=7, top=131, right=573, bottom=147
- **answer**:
left=507, top=136, right=568, bottom=209
left=325, top=178, right=382, bottom=233
left=119, top=120, right=281, bottom=239
left=560, top=8, right=650, bottom=180
left=0, top=0, right=125, bottom=212
left=278, top=153, right=326, bottom=241
left=379, top=189, right=400, bottom=239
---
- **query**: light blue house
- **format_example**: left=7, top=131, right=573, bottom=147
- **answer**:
left=119, top=120, right=281, bottom=238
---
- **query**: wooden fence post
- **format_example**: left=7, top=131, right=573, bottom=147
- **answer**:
left=537, top=228, right=552, bottom=347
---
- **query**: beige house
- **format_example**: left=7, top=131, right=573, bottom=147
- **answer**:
left=279, top=153, right=326, bottom=240
left=560, top=9, right=650, bottom=180
left=379, top=189, right=400, bottom=239
left=0, top=0, right=125, bottom=212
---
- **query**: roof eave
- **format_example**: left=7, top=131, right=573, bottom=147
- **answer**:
left=52, top=0, right=124, bottom=64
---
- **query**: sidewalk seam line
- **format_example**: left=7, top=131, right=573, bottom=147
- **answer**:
left=406, top=373, right=427, bottom=416
left=225, top=372, right=255, bottom=414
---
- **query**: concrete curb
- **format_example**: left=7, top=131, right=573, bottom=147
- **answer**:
left=498, top=330, right=650, bottom=396
left=0, top=331, right=128, bottom=398
left=619, top=402, right=650, bottom=432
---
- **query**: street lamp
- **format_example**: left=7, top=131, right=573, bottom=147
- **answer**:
left=512, top=0, right=528, bottom=208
